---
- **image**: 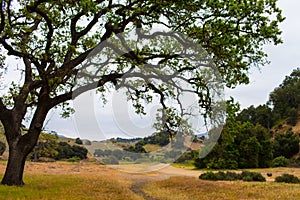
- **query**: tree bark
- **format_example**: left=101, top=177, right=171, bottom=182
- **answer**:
left=1, top=142, right=29, bottom=186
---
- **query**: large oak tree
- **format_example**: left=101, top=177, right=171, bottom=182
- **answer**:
left=0, top=0, right=284, bottom=185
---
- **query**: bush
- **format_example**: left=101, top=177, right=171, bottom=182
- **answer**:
left=55, top=142, right=88, bottom=160
left=275, top=174, right=300, bottom=184
left=225, top=171, right=242, bottom=181
left=68, top=156, right=81, bottom=162
left=0, top=141, right=6, bottom=156
left=199, top=172, right=222, bottom=181
left=199, top=171, right=242, bottom=181
left=272, top=156, right=289, bottom=167
left=75, top=138, right=83, bottom=145
left=199, top=171, right=265, bottom=182
left=241, top=171, right=266, bottom=182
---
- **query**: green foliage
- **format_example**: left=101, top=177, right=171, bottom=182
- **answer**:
left=275, top=174, right=300, bottom=184
left=272, top=156, right=289, bottom=167
left=269, top=68, right=300, bottom=124
left=75, top=138, right=83, bottom=145
left=195, top=108, right=273, bottom=169
left=143, top=132, right=170, bottom=147
left=29, top=133, right=59, bottom=161
left=237, top=104, right=274, bottom=129
left=175, top=151, right=197, bottom=163
left=0, top=141, right=5, bottom=156
left=124, top=144, right=146, bottom=153
left=28, top=134, right=88, bottom=161
left=273, top=131, right=299, bottom=159
left=240, top=171, right=266, bottom=182
left=239, top=137, right=261, bottom=168
left=67, top=156, right=81, bottom=162
left=199, top=171, right=265, bottom=182
left=259, top=140, right=273, bottom=168
left=55, top=142, right=87, bottom=160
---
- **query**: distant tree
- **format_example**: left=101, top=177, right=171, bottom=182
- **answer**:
left=75, top=138, right=83, bottom=145
left=93, top=149, right=104, bottom=157
left=70, top=145, right=88, bottom=159
left=195, top=100, right=273, bottom=169
left=237, top=104, right=274, bottom=129
left=55, top=142, right=73, bottom=160
left=55, top=142, right=87, bottom=160
left=239, top=137, right=261, bottom=168
left=0, top=141, right=5, bottom=156
left=273, top=131, right=300, bottom=159
left=29, top=133, right=58, bottom=161
left=0, top=0, right=284, bottom=186
left=259, top=140, right=273, bottom=168
left=112, top=149, right=123, bottom=160
left=269, top=68, right=300, bottom=124
left=272, top=156, right=289, bottom=167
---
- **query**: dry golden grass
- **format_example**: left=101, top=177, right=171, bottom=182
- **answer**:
left=0, top=161, right=144, bottom=200
left=143, top=176, right=300, bottom=200
left=143, top=144, right=161, bottom=152
left=2, top=161, right=300, bottom=199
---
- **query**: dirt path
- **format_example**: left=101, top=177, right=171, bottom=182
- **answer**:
left=129, top=178, right=159, bottom=200
left=119, top=164, right=201, bottom=200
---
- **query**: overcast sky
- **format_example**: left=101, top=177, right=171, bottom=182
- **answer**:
left=37, top=1, right=300, bottom=140
left=226, top=0, right=300, bottom=107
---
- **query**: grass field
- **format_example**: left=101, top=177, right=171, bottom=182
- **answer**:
left=143, top=176, right=300, bottom=200
left=1, top=161, right=300, bottom=199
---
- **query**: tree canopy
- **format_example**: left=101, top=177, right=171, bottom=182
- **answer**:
left=0, top=0, right=284, bottom=186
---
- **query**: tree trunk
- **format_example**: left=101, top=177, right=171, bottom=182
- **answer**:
left=1, top=142, right=30, bottom=186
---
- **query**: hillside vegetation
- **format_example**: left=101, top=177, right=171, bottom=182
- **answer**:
left=195, top=68, right=300, bottom=169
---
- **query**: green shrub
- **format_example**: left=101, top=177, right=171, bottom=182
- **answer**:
left=275, top=174, right=300, bottom=184
left=241, top=171, right=266, bottom=182
left=55, top=142, right=88, bottom=160
left=272, top=156, right=289, bottom=167
left=199, top=172, right=220, bottom=181
left=225, top=171, right=242, bottom=181
left=199, top=171, right=241, bottom=181
left=199, top=171, right=265, bottom=182
left=67, top=156, right=81, bottom=162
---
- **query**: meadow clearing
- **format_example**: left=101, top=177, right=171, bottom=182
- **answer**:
left=1, top=161, right=300, bottom=199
